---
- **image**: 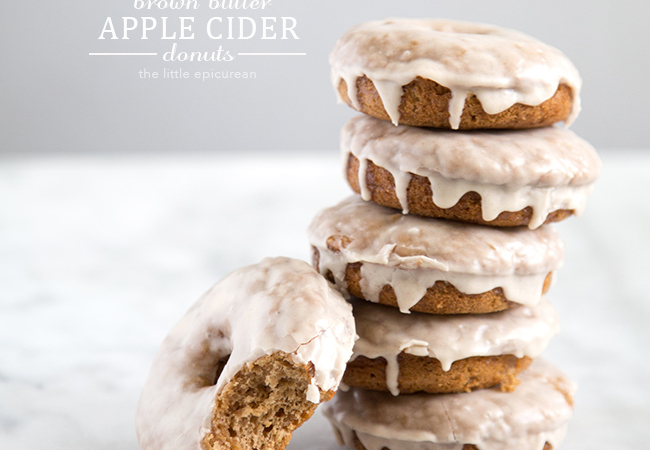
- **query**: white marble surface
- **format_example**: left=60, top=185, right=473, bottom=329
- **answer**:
left=1, top=149, right=649, bottom=449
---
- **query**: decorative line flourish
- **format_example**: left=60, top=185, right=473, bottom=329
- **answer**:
left=237, top=52, right=306, bottom=56
left=89, top=53, right=158, bottom=56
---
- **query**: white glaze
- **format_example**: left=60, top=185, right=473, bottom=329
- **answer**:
left=308, top=196, right=564, bottom=311
left=323, top=359, right=576, bottom=450
left=330, top=18, right=582, bottom=128
left=343, top=115, right=602, bottom=228
left=350, top=298, right=559, bottom=395
left=135, top=257, right=356, bottom=450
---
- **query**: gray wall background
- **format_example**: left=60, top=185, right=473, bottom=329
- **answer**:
left=1, top=0, right=649, bottom=156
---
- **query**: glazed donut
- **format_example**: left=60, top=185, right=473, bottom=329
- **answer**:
left=343, top=298, right=559, bottom=395
left=343, top=115, right=602, bottom=228
left=324, top=359, right=576, bottom=450
left=330, top=19, right=581, bottom=129
left=135, top=257, right=356, bottom=450
left=308, top=196, right=564, bottom=314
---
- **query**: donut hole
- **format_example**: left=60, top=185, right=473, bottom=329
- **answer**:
left=212, top=354, right=231, bottom=385
left=202, top=352, right=328, bottom=450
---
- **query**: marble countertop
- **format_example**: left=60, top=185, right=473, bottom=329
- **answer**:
left=1, top=149, right=648, bottom=449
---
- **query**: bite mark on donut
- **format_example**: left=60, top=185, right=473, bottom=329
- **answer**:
left=202, top=352, right=333, bottom=450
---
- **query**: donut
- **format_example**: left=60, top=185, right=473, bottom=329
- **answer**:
left=342, top=115, right=602, bottom=228
left=330, top=19, right=581, bottom=129
left=135, top=257, right=356, bottom=450
left=324, top=359, right=576, bottom=450
left=308, top=196, right=564, bottom=314
left=342, top=298, right=559, bottom=395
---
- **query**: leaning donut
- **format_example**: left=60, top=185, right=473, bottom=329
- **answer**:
left=135, top=257, right=356, bottom=450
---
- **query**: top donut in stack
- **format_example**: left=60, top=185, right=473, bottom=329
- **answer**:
left=331, top=18, right=581, bottom=131
left=329, top=18, right=601, bottom=228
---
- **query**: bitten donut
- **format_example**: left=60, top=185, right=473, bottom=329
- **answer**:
left=330, top=19, right=581, bottom=129
left=343, top=298, right=559, bottom=395
left=308, top=196, right=564, bottom=314
left=324, top=359, right=576, bottom=450
left=136, top=257, right=356, bottom=450
left=343, top=115, right=602, bottom=228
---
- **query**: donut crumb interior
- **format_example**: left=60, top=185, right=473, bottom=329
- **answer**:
left=202, top=352, right=332, bottom=450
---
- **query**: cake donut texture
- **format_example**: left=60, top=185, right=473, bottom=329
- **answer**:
left=343, top=298, right=559, bottom=395
left=135, top=257, right=356, bottom=450
left=308, top=196, right=564, bottom=314
left=343, top=115, right=601, bottom=228
left=324, top=359, right=576, bottom=450
left=330, top=19, right=581, bottom=129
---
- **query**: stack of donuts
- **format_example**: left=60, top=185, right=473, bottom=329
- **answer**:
left=309, top=19, right=602, bottom=450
